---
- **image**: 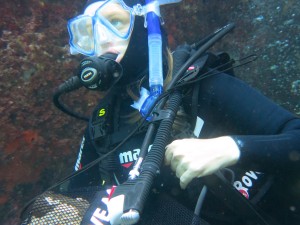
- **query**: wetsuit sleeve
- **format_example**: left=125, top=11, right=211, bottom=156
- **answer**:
left=192, top=73, right=300, bottom=172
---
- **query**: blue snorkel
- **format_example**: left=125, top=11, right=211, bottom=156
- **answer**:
left=131, top=0, right=182, bottom=119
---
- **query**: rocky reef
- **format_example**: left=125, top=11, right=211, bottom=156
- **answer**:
left=1, top=0, right=299, bottom=224
left=162, top=0, right=300, bottom=112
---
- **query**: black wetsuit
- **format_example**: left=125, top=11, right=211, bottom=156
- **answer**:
left=73, top=72, right=300, bottom=225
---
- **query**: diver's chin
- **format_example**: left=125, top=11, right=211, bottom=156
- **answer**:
left=115, top=54, right=124, bottom=63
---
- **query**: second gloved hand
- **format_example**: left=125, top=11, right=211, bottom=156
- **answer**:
left=83, top=186, right=125, bottom=225
left=165, top=136, right=240, bottom=189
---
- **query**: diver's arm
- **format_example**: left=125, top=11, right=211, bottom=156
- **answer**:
left=232, top=130, right=300, bottom=171
left=196, top=73, right=300, bottom=171
left=166, top=73, right=300, bottom=188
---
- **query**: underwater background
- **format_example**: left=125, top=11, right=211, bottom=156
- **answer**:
left=0, top=0, right=299, bottom=224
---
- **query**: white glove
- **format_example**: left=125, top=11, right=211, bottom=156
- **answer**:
left=88, top=187, right=125, bottom=225
left=102, top=191, right=125, bottom=225
left=165, top=136, right=240, bottom=189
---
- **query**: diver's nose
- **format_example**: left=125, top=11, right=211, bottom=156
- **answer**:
left=96, top=23, right=112, bottom=44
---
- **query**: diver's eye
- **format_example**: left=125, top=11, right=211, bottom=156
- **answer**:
left=106, top=15, right=130, bottom=35
left=97, top=2, right=131, bottom=36
left=110, top=19, right=123, bottom=29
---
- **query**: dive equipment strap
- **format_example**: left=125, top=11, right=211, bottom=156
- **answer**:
left=186, top=51, right=235, bottom=129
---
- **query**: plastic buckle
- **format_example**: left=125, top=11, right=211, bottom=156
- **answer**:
left=151, top=109, right=175, bottom=123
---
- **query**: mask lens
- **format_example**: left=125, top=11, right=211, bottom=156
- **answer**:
left=96, top=0, right=132, bottom=38
left=68, top=0, right=134, bottom=57
left=69, top=16, right=94, bottom=54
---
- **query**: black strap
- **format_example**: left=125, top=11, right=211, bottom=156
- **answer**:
left=202, top=172, right=279, bottom=225
left=250, top=175, right=274, bottom=205
left=191, top=82, right=200, bottom=130
left=88, top=90, right=115, bottom=146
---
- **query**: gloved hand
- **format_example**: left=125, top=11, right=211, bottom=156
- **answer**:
left=165, top=136, right=240, bottom=189
left=83, top=186, right=125, bottom=225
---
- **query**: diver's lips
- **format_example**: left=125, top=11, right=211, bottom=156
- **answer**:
left=102, top=49, right=120, bottom=61
left=102, top=52, right=118, bottom=60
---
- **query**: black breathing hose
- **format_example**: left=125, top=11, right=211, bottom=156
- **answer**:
left=52, top=76, right=89, bottom=121
left=168, top=23, right=235, bottom=89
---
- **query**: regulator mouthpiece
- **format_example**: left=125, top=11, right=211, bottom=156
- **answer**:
left=78, top=54, right=123, bottom=91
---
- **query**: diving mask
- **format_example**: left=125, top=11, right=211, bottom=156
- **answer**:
left=67, top=0, right=135, bottom=58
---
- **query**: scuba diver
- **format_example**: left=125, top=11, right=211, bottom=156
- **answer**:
left=21, top=0, right=300, bottom=225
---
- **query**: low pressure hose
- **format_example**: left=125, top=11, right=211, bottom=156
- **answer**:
left=52, top=76, right=89, bottom=121
left=172, top=44, right=192, bottom=75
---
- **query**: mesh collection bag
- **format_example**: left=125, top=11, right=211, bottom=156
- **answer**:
left=22, top=191, right=89, bottom=224
left=20, top=185, right=101, bottom=225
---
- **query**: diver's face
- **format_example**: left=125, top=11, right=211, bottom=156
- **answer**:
left=96, top=1, right=131, bottom=62
left=69, top=0, right=133, bottom=60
